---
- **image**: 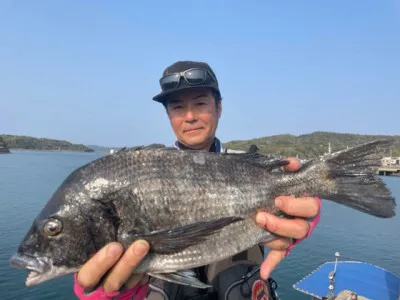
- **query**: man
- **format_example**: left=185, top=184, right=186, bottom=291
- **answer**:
left=74, top=61, right=321, bottom=299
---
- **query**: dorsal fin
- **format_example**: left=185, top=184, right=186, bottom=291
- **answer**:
left=114, top=143, right=288, bottom=171
left=222, top=150, right=289, bottom=171
left=248, top=144, right=259, bottom=154
left=114, top=143, right=173, bottom=154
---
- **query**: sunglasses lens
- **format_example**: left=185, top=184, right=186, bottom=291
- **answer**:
left=160, top=74, right=180, bottom=90
left=184, top=69, right=207, bottom=85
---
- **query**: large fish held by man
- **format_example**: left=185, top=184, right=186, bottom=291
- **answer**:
left=9, top=139, right=397, bottom=288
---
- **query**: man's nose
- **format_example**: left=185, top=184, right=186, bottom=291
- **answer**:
left=184, top=109, right=197, bottom=122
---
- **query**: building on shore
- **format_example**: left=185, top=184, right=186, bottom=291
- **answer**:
left=381, top=156, right=400, bottom=166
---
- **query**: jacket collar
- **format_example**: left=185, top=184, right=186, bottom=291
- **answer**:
left=173, top=137, right=223, bottom=153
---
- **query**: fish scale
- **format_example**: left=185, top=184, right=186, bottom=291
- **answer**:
left=109, top=151, right=275, bottom=231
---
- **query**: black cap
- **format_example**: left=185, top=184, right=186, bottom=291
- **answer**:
left=152, top=60, right=221, bottom=103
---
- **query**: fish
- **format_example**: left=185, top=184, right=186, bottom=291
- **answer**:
left=9, top=139, right=396, bottom=289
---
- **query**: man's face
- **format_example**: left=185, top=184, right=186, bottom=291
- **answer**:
left=165, top=87, right=222, bottom=150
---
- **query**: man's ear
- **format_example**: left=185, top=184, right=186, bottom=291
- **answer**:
left=217, top=102, right=222, bottom=119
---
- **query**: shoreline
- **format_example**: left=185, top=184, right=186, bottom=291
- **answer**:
left=9, top=148, right=97, bottom=153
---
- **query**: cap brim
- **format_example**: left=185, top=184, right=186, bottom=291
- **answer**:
left=152, top=86, right=194, bottom=103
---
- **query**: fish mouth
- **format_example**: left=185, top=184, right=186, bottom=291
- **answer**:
left=10, top=254, right=77, bottom=286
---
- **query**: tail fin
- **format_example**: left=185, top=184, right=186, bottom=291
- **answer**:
left=321, top=139, right=396, bottom=218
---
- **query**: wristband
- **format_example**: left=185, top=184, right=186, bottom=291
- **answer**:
left=73, top=273, right=149, bottom=300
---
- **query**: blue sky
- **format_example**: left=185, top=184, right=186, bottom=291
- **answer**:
left=1, top=1, right=399, bottom=147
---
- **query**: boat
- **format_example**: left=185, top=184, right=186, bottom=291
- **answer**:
left=293, top=252, right=400, bottom=299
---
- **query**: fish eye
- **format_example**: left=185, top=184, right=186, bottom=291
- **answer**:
left=43, top=219, right=63, bottom=236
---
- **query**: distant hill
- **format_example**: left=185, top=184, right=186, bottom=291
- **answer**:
left=3, top=131, right=398, bottom=157
left=223, top=131, right=400, bottom=159
left=0, top=136, right=10, bottom=154
left=1, top=134, right=94, bottom=152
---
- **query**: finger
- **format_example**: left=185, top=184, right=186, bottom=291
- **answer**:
left=275, top=196, right=320, bottom=218
left=260, top=249, right=286, bottom=280
left=103, top=240, right=150, bottom=293
left=256, top=212, right=310, bottom=239
left=281, top=157, right=302, bottom=172
left=77, top=242, right=123, bottom=289
left=263, top=237, right=292, bottom=251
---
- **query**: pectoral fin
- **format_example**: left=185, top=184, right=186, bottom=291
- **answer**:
left=129, top=217, right=242, bottom=254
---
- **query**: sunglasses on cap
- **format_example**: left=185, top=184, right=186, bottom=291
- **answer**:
left=159, top=68, right=217, bottom=91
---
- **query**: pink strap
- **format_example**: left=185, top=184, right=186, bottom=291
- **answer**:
left=285, top=197, right=322, bottom=256
left=73, top=273, right=149, bottom=300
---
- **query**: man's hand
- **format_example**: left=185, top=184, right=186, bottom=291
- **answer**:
left=255, top=157, right=321, bottom=280
left=76, top=240, right=150, bottom=294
